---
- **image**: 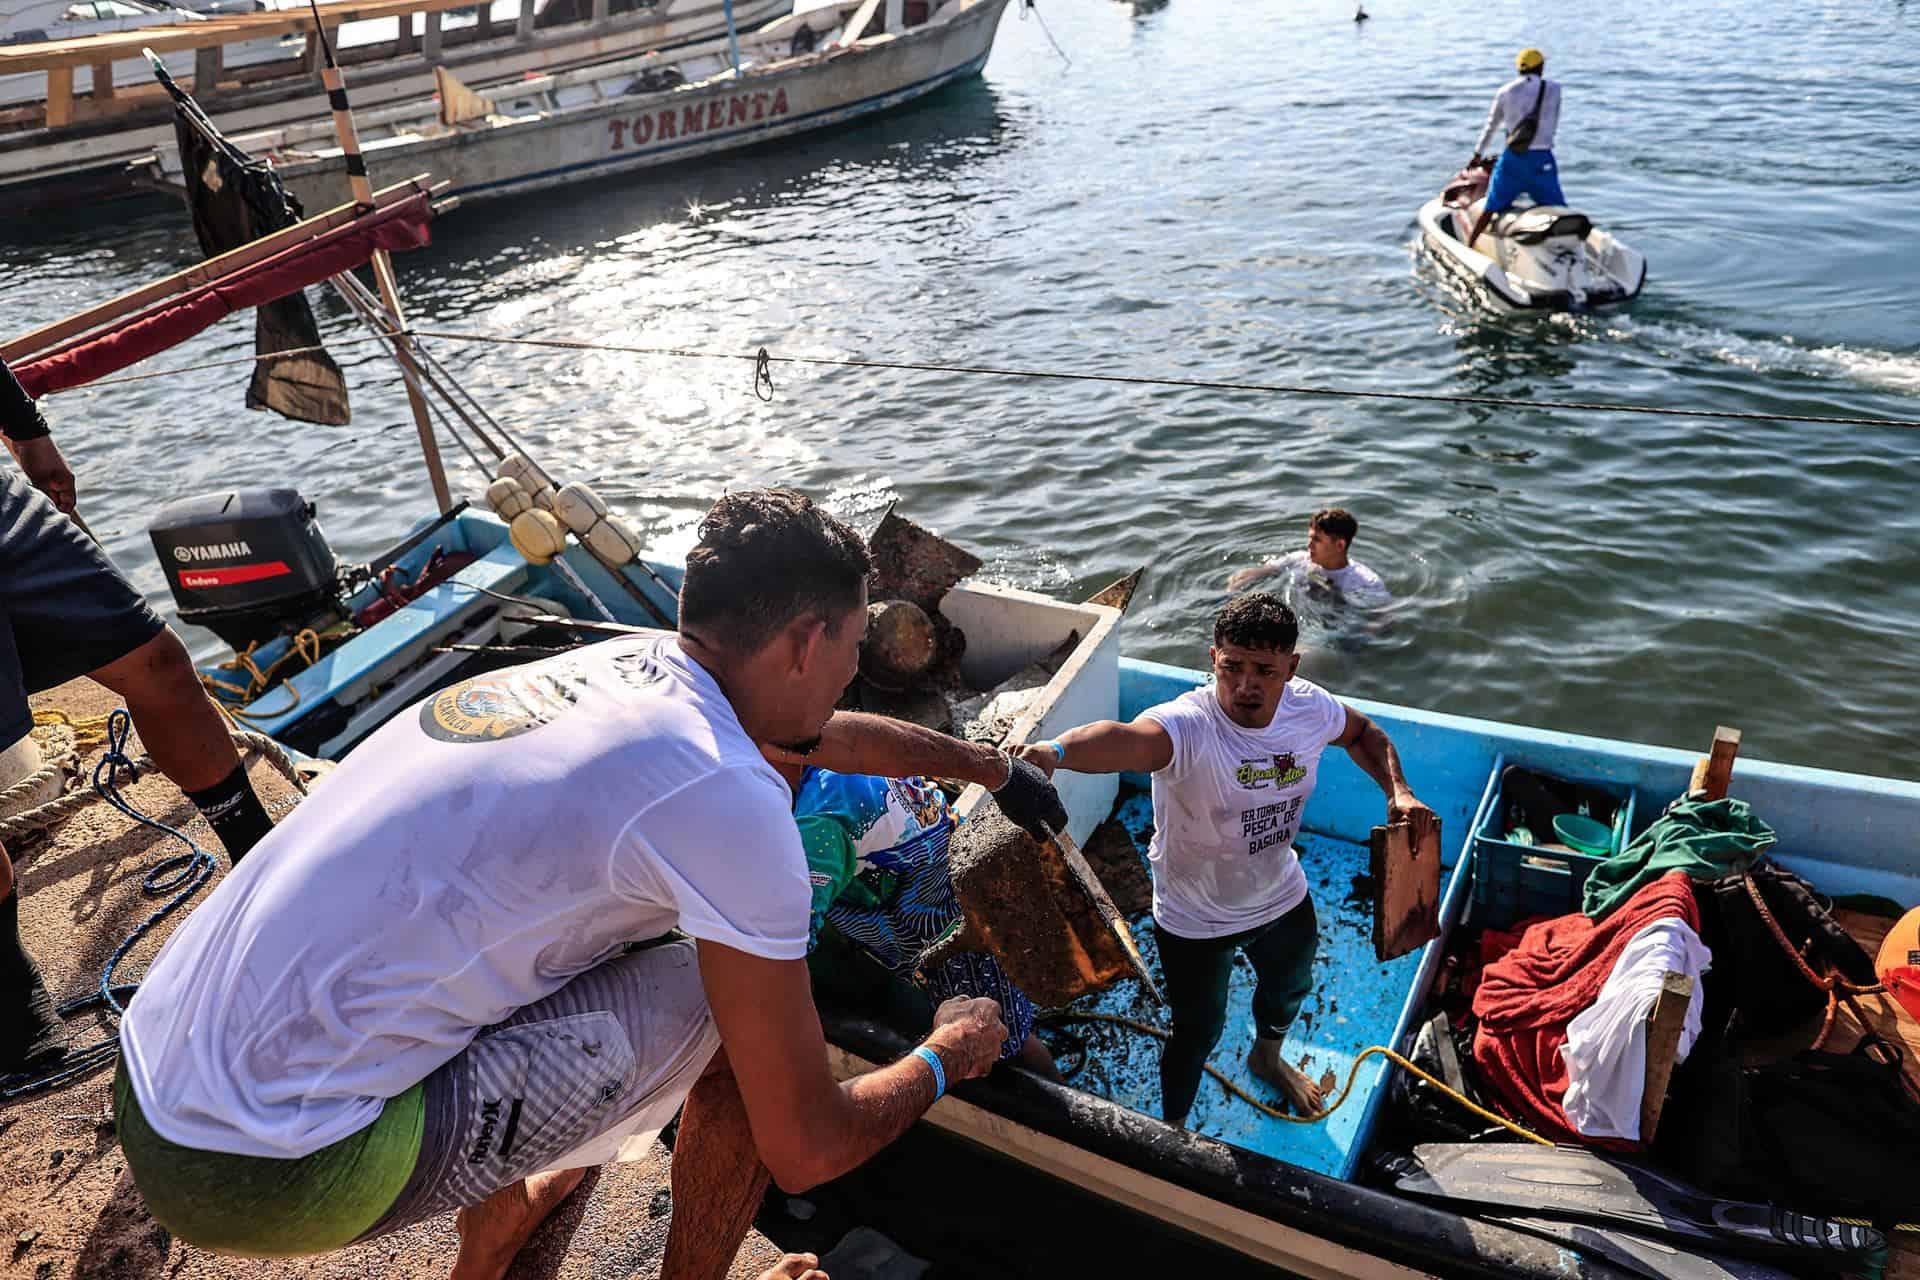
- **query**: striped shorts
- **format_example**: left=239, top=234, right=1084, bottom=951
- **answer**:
left=362, top=937, right=720, bottom=1237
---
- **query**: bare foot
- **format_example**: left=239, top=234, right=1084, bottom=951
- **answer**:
left=1247, top=1038, right=1326, bottom=1116
left=759, top=1254, right=828, bottom=1280
left=450, top=1167, right=588, bottom=1280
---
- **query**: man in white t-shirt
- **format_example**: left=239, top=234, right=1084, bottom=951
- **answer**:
left=1016, top=593, right=1431, bottom=1124
left=1227, top=507, right=1390, bottom=605
left=113, top=489, right=1068, bottom=1280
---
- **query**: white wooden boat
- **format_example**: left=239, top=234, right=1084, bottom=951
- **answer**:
left=0, top=0, right=790, bottom=215
left=147, top=0, right=1010, bottom=212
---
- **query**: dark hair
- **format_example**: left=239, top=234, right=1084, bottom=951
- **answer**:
left=1312, top=507, right=1358, bottom=544
left=1214, top=593, right=1298, bottom=653
left=679, top=488, right=872, bottom=654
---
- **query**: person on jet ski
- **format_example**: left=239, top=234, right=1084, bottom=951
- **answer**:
left=1465, top=47, right=1563, bottom=248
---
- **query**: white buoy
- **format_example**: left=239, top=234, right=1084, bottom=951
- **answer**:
left=508, top=509, right=568, bottom=564
left=486, top=476, right=534, bottom=520
left=498, top=453, right=558, bottom=512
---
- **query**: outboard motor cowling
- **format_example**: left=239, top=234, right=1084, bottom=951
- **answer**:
left=149, top=489, right=339, bottom=651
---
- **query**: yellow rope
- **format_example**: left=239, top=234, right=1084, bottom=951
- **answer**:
left=32, top=708, right=114, bottom=750
left=1042, top=1010, right=1552, bottom=1147
left=200, top=627, right=347, bottom=727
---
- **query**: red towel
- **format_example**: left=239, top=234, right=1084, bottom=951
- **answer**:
left=1470, top=871, right=1700, bottom=1145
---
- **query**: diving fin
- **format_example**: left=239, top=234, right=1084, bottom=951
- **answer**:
left=1490, top=1216, right=1800, bottom=1280
left=1393, top=1145, right=1884, bottom=1264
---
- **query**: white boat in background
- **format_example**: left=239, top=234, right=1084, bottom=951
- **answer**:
left=0, top=0, right=295, bottom=106
left=0, top=0, right=791, bottom=216
left=150, top=0, right=1011, bottom=212
left=1417, top=164, right=1646, bottom=311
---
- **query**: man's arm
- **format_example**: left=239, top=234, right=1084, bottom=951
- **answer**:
left=1, top=356, right=75, bottom=513
left=772, top=711, right=1066, bottom=839
left=1331, top=705, right=1433, bottom=825
left=1012, top=718, right=1173, bottom=778
left=696, top=939, right=1004, bottom=1192
left=1470, top=87, right=1505, bottom=161
left=1226, top=562, right=1284, bottom=593
left=773, top=711, right=1009, bottom=787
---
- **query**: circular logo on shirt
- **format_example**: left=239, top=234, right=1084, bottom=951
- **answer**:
left=418, top=667, right=583, bottom=743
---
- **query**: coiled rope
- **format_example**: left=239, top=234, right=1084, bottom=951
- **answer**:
left=1040, top=1010, right=1550, bottom=1146
left=2, top=712, right=216, bottom=1100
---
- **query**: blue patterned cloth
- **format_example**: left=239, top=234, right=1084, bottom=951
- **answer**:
left=794, top=768, right=1036, bottom=1059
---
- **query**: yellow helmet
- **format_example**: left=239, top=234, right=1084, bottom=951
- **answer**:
left=1516, top=47, right=1545, bottom=72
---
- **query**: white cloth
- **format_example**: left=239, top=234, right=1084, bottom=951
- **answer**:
left=1473, top=75, right=1561, bottom=157
left=120, top=635, right=810, bottom=1159
left=1138, top=680, right=1348, bottom=939
left=1560, top=916, right=1712, bottom=1142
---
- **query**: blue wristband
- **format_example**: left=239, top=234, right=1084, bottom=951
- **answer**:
left=911, top=1045, right=947, bottom=1100
left=1040, top=739, right=1066, bottom=767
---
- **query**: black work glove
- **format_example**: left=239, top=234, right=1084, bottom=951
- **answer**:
left=991, top=755, right=1069, bottom=843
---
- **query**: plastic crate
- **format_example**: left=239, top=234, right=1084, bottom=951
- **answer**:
left=1468, top=757, right=1637, bottom=930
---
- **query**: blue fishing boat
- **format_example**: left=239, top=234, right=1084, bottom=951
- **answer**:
left=147, top=488, right=1917, bottom=1280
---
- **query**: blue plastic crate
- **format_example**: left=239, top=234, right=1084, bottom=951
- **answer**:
left=1468, top=757, right=1636, bottom=930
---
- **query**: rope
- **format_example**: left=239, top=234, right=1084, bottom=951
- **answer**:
left=200, top=626, right=344, bottom=727
left=0, top=711, right=219, bottom=1101
left=1040, top=1010, right=1551, bottom=1146
left=38, top=325, right=1920, bottom=435
left=0, top=718, right=305, bottom=843
left=33, top=708, right=113, bottom=751
left=404, top=330, right=1920, bottom=434
left=1739, top=872, right=1885, bottom=1052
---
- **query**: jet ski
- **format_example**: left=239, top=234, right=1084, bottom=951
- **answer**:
left=1418, top=162, right=1646, bottom=311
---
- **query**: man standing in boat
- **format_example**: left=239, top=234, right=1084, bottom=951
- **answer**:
left=1465, top=47, right=1564, bottom=249
left=113, top=488, right=1070, bottom=1280
left=1, top=354, right=277, bottom=1078
left=1016, top=593, right=1433, bottom=1124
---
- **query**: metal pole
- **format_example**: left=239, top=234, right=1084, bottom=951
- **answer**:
left=723, top=0, right=740, bottom=76
left=306, top=3, right=453, bottom=513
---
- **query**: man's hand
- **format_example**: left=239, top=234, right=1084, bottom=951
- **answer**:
left=1390, top=789, right=1436, bottom=830
left=1010, top=741, right=1059, bottom=779
left=925, top=995, right=1006, bottom=1083
left=990, top=755, right=1068, bottom=841
left=759, top=1254, right=827, bottom=1280
left=11, top=437, right=75, bottom=513
left=1226, top=563, right=1279, bottom=593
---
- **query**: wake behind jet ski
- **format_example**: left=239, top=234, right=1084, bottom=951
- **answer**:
left=1420, top=47, right=1646, bottom=311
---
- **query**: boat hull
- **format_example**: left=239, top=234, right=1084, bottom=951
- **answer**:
left=271, top=0, right=1009, bottom=211
left=1417, top=195, right=1646, bottom=311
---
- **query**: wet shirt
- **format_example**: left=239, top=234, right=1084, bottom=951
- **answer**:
left=1274, top=550, right=1391, bottom=605
left=1474, top=75, right=1562, bottom=156
left=1139, top=681, right=1348, bottom=939
left=120, top=635, right=810, bottom=1159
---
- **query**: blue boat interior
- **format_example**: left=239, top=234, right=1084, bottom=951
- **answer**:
left=199, top=510, right=1920, bottom=1191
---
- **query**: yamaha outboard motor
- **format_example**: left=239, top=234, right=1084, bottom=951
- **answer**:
left=149, top=489, right=340, bottom=650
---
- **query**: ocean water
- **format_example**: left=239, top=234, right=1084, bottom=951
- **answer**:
left=3, top=0, right=1918, bottom=780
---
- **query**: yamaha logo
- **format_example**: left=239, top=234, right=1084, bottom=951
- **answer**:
left=173, top=540, right=253, bottom=563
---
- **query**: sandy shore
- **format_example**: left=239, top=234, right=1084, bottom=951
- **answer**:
left=1, top=677, right=783, bottom=1280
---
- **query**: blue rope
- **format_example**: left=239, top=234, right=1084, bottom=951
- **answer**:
left=0, top=709, right=221, bottom=1102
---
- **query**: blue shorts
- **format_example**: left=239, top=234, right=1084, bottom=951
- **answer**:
left=1485, top=148, right=1565, bottom=214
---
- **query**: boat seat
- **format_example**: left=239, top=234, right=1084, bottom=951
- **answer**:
left=1497, top=206, right=1592, bottom=244
left=237, top=540, right=531, bottom=738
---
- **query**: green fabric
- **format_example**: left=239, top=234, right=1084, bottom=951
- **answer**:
left=113, top=1062, right=423, bottom=1257
left=798, top=810, right=865, bottom=951
left=1581, top=795, right=1777, bottom=921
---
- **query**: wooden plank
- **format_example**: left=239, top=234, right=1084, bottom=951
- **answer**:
left=1371, top=808, right=1442, bottom=962
left=1, top=177, right=440, bottom=365
left=89, top=62, right=114, bottom=101
left=591, top=0, right=609, bottom=24
left=45, top=67, right=73, bottom=128
left=1639, top=971, right=1694, bottom=1142
left=1688, top=725, right=1741, bottom=800
left=0, top=0, right=488, bottom=73
left=516, top=0, right=536, bottom=41
left=833, top=0, right=884, bottom=46
left=422, top=9, right=443, bottom=60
